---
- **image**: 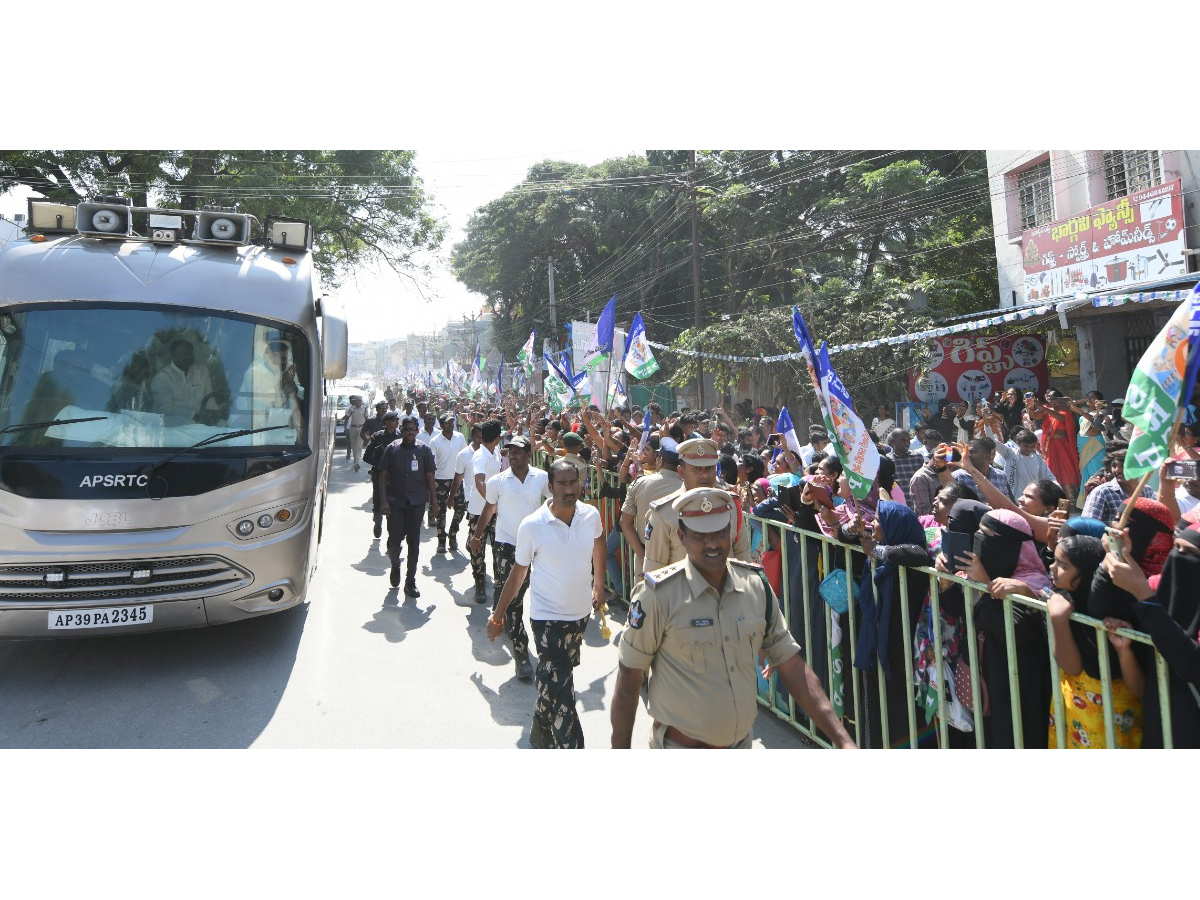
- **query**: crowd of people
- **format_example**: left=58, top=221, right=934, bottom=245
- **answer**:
left=344, top=382, right=1200, bottom=750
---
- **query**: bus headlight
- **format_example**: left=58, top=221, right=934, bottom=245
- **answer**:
left=226, top=501, right=308, bottom=541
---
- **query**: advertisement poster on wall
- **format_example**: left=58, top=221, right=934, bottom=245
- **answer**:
left=908, top=333, right=1049, bottom=405
left=1021, top=179, right=1188, bottom=302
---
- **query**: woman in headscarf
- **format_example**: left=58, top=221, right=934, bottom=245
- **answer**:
left=1046, top=521, right=1143, bottom=748
left=1086, top=498, right=1175, bottom=628
left=931, top=498, right=991, bottom=747
left=958, top=508, right=1053, bottom=748
left=1102, top=524, right=1200, bottom=748
left=856, top=500, right=933, bottom=748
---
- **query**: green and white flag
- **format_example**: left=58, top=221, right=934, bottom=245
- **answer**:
left=544, top=352, right=573, bottom=415
left=623, top=313, right=660, bottom=380
left=1123, top=292, right=1198, bottom=480
left=516, top=330, right=536, bottom=377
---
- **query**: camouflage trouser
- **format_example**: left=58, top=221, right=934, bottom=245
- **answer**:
left=465, top=513, right=493, bottom=583
left=434, top=479, right=467, bottom=542
left=530, top=616, right=587, bottom=749
left=492, top=541, right=529, bottom=660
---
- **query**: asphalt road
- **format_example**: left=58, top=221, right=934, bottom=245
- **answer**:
left=0, top=452, right=815, bottom=749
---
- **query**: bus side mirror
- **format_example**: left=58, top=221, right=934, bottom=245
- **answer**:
left=319, top=300, right=348, bottom=379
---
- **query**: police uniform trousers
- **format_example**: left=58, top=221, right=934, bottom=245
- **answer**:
left=492, top=541, right=530, bottom=660
left=465, top=513, right=494, bottom=584
left=386, top=502, right=425, bottom=580
left=348, top=428, right=364, bottom=466
left=434, top=478, right=467, bottom=543
left=530, top=615, right=588, bottom=749
left=370, top=469, right=383, bottom=525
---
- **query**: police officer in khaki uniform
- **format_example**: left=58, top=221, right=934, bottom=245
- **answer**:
left=610, top=487, right=855, bottom=749
left=638, top=438, right=750, bottom=579
left=619, top=437, right=682, bottom=578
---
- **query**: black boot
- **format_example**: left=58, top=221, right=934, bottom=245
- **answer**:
left=513, top=648, right=533, bottom=680
left=473, top=580, right=487, bottom=604
left=404, top=578, right=420, bottom=598
left=373, top=517, right=382, bottom=539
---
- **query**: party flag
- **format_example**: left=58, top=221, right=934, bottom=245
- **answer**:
left=1123, top=289, right=1200, bottom=479
left=582, top=295, right=617, bottom=372
left=624, top=313, right=660, bottom=379
left=517, top=330, right=536, bottom=378
left=776, top=406, right=803, bottom=456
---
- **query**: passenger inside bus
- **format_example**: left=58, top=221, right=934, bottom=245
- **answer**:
left=106, top=352, right=152, bottom=412
left=149, top=339, right=218, bottom=424
left=236, top=338, right=304, bottom=428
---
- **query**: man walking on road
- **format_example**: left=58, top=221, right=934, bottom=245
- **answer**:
left=466, top=420, right=504, bottom=603
left=431, top=412, right=468, bottom=553
left=469, top=435, right=549, bottom=679
left=342, top=395, right=368, bottom=472
left=364, top=409, right=401, bottom=539
left=380, top=415, right=438, bottom=597
left=487, top=460, right=605, bottom=748
left=610, top=487, right=856, bottom=750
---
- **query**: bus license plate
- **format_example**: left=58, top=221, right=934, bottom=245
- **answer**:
left=48, top=605, right=154, bottom=630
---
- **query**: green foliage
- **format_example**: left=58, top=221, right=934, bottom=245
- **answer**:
left=0, top=150, right=444, bottom=288
left=453, top=149, right=997, bottom=407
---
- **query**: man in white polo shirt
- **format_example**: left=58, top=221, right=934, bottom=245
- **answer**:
left=488, top=459, right=604, bottom=747
left=431, top=412, right=468, bottom=554
left=452, top=423, right=488, bottom=602
left=469, top=434, right=549, bottom=679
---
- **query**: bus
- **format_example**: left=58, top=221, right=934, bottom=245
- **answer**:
left=0, top=197, right=347, bottom=638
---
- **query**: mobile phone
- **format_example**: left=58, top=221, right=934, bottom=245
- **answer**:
left=1168, top=459, right=1198, bottom=480
left=940, top=530, right=974, bottom=568
left=1106, top=526, right=1127, bottom=562
left=1057, top=498, right=1071, bottom=512
left=767, top=433, right=782, bottom=446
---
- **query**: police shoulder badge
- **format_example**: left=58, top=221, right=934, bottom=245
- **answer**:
left=628, top=598, right=645, bottom=629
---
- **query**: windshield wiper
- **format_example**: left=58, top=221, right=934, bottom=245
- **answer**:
left=0, top=416, right=109, bottom=437
left=141, top=425, right=295, bottom=483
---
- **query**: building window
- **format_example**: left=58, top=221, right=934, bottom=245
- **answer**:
left=1103, top=150, right=1161, bottom=200
left=1017, top=160, right=1054, bottom=230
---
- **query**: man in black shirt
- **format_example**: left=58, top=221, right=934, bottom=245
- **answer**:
left=380, top=415, right=438, bottom=596
left=363, top=408, right=401, bottom=538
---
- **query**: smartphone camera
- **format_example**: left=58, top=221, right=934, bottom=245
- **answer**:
left=1168, top=459, right=1198, bottom=480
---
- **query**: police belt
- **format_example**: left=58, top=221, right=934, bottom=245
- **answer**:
left=658, top=722, right=742, bottom=749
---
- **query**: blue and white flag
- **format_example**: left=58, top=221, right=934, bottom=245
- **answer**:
left=792, top=307, right=879, bottom=501
left=544, top=352, right=574, bottom=414
left=491, top=354, right=504, bottom=396
left=582, top=295, right=617, bottom=372
left=624, top=312, right=660, bottom=379
left=1180, top=284, right=1200, bottom=415
left=776, top=406, right=804, bottom=457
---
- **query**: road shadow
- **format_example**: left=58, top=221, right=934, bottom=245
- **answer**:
left=0, top=603, right=309, bottom=749
left=576, top=668, right=611, bottom=713
left=363, top=589, right=435, bottom=644
left=462, top=600, right=513, bottom=668
left=350, top=540, right=390, bottom=576
left=469, top=671, right=533, bottom=748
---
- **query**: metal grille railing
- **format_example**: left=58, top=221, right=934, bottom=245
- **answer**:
left=1103, top=150, right=1161, bottom=201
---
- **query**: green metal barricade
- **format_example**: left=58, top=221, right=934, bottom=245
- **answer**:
left=746, top=514, right=1181, bottom=749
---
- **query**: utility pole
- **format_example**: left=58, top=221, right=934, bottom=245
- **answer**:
left=548, top=256, right=558, bottom=354
left=690, top=150, right=704, bottom=408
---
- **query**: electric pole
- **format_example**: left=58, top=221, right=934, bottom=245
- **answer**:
left=548, top=256, right=557, bottom=354
left=690, top=150, right=704, bottom=408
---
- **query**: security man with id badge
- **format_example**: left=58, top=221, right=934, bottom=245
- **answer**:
left=610, top=487, right=856, bottom=749
left=380, top=415, right=438, bottom=597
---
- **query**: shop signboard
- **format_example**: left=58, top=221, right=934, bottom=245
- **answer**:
left=908, top=333, right=1049, bottom=405
left=1021, top=178, right=1187, bottom=302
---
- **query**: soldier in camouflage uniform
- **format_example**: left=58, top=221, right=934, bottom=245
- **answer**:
left=488, top=460, right=604, bottom=747
left=470, top=435, right=549, bottom=680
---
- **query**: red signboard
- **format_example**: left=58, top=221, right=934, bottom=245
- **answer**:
left=908, top=334, right=1049, bottom=405
left=1021, top=179, right=1187, bottom=302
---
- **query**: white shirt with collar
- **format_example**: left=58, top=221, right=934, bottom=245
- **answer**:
left=470, top=444, right=503, bottom=516
left=515, top=501, right=603, bottom=620
left=431, top=429, right=467, bottom=479
left=485, top=466, right=550, bottom=544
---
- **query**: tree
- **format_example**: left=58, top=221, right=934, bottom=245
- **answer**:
left=0, top=150, right=445, bottom=288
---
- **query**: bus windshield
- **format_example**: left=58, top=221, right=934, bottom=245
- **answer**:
left=0, top=304, right=310, bottom=450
